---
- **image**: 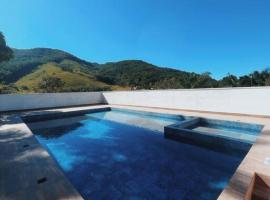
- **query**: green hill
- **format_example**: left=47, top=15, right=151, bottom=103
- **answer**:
left=0, top=48, right=97, bottom=83
left=15, top=62, right=109, bottom=92
left=0, top=47, right=269, bottom=94
left=0, top=48, right=127, bottom=93
left=0, top=48, right=216, bottom=93
left=97, top=60, right=217, bottom=89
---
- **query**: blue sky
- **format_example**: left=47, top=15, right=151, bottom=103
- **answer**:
left=0, top=0, right=270, bottom=79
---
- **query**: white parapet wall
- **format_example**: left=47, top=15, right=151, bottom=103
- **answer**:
left=0, top=92, right=104, bottom=112
left=1, top=87, right=270, bottom=116
left=103, top=87, right=270, bottom=117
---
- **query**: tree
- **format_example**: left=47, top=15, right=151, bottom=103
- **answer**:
left=265, top=78, right=270, bottom=86
left=219, top=73, right=238, bottom=87
left=239, top=75, right=252, bottom=87
left=193, top=72, right=217, bottom=88
left=38, top=76, right=64, bottom=92
left=0, top=32, right=13, bottom=63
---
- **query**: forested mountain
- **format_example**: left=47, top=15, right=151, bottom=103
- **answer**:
left=97, top=60, right=217, bottom=89
left=0, top=48, right=269, bottom=94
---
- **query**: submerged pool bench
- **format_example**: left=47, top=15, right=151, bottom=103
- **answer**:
left=164, top=117, right=263, bottom=156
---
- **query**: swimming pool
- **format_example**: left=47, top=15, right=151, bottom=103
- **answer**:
left=27, top=108, right=261, bottom=200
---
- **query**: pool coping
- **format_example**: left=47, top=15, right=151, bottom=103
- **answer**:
left=1, top=104, right=270, bottom=199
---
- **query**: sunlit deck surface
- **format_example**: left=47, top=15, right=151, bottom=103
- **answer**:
left=1, top=104, right=270, bottom=200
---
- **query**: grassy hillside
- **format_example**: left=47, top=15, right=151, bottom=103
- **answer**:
left=15, top=62, right=111, bottom=92
left=0, top=48, right=128, bottom=93
left=0, top=48, right=97, bottom=84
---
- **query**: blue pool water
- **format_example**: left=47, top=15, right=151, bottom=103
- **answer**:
left=84, top=108, right=186, bottom=132
left=31, top=109, right=247, bottom=200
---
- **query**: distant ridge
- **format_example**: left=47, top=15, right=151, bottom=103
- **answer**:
left=0, top=48, right=269, bottom=93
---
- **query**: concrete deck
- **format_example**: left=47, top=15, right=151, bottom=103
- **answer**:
left=0, top=114, right=84, bottom=200
left=1, top=104, right=270, bottom=199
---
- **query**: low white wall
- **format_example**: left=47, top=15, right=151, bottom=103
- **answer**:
left=1, top=87, right=270, bottom=116
left=0, top=92, right=104, bottom=112
left=103, top=87, right=270, bottom=116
